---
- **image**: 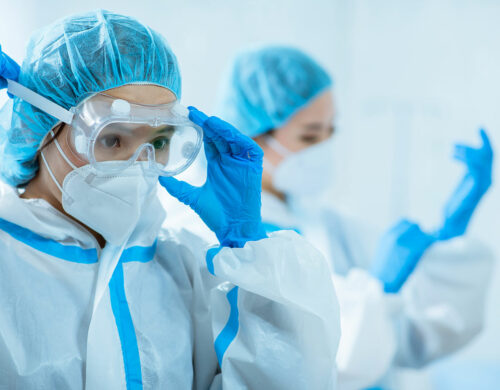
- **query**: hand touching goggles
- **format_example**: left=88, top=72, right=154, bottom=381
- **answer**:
left=8, top=80, right=203, bottom=176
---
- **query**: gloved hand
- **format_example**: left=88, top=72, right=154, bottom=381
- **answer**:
left=0, top=44, right=21, bottom=95
left=371, top=219, right=436, bottom=293
left=434, top=129, right=493, bottom=241
left=160, top=107, right=267, bottom=251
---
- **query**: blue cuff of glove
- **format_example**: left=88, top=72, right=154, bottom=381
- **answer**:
left=371, top=224, right=437, bottom=294
left=218, top=222, right=268, bottom=248
left=206, top=224, right=268, bottom=275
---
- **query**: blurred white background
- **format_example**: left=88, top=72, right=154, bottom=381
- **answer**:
left=1, top=0, right=499, bottom=388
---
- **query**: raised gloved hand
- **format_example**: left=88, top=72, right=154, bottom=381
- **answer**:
left=159, top=107, right=267, bottom=255
left=371, top=219, right=436, bottom=293
left=434, top=129, right=493, bottom=241
left=0, top=45, right=20, bottom=95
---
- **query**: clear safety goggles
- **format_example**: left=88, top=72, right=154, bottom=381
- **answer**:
left=7, top=80, right=203, bottom=176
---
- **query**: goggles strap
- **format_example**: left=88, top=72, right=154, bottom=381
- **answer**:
left=7, top=79, right=74, bottom=124
left=264, top=135, right=293, bottom=158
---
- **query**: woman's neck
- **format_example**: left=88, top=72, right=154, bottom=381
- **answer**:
left=261, top=170, right=286, bottom=202
left=21, top=170, right=62, bottom=212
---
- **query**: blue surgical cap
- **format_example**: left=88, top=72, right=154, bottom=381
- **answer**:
left=216, top=46, right=332, bottom=138
left=0, top=9, right=181, bottom=187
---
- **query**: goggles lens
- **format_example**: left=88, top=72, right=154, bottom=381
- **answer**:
left=67, top=94, right=202, bottom=176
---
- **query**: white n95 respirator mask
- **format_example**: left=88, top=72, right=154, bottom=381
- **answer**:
left=263, top=135, right=334, bottom=197
left=41, top=136, right=159, bottom=246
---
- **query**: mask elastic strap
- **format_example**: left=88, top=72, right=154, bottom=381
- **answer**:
left=40, top=151, right=74, bottom=203
left=7, top=79, right=74, bottom=124
left=264, top=135, right=293, bottom=158
left=262, top=157, right=276, bottom=175
left=40, top=131, right=78, bottom=204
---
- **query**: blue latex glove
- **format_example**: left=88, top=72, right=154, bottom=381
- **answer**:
left=371, top=219, right=437, bottom=293
left=0, top=45, right=20, bottom=96
left=434, top=129, right=493, bottom=241
left=159, top=107, right=267, bottom=253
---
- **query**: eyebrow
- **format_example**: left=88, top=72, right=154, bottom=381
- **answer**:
left=303, top=123, right=325, bottom=131
left=154, top=125, right=176, bottom=135
left=103, top=123, right=177, bottom=137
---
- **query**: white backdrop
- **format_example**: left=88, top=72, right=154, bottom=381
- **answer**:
left=1, top=1, right=499, bottom=388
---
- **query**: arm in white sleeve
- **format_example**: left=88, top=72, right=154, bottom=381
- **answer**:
left=334, top=269, right=397, bottom=390
left=206, top=230, right=341, bottom=389
left=392, top=237, right=495, bottom=368
left=321, top=211, right=494, bottom=374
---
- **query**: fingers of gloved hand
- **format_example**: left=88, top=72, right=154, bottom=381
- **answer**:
left=188, top=106, right=209, bottom=127
left=158, top=176, right=199, bottom=206
left=189, top=106, right=263, bottom=160
left=479, top=129, right=493, bottom=156
left=189, top=107, right=231, bottom=155
left=453, top=129, right=493, bottom=164
left=0, top=49, right=21, bottom=81
left=0, top=46, right=21, bottom=99
left=453, top=145, right=491, bottom=170
left=202, top=140, right=219, bottom=161
left=453, top=145, right=478, bottom=161
left=193, top=111, right=262, bottom=160
left=205, top=116, right=262, bottom=160
left=388, top=219, right=417, bottom=236
left=204, top=117, right=233, bottom=155
left=188, top=107, right=230, bottom=158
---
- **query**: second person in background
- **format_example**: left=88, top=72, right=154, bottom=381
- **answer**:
left=175, top=45, right=494, bottom=390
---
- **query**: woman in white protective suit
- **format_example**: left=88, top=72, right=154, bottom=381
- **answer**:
left=163, top=46, right=495, bottom=389
left=0, top=13, right=341, bottom=389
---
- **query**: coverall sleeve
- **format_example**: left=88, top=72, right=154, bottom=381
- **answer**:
left=188, top=229, right=341, bottom=390
left=322, top=212, right=494, bottom=381
left=333, top=270, right=397, bottom=390
left=392, top=237, right=494, bottom=368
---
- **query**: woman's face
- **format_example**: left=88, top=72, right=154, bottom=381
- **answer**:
left=258, top=89, right=335, bottom=167
left=29, top=84, right=176, bottom=215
